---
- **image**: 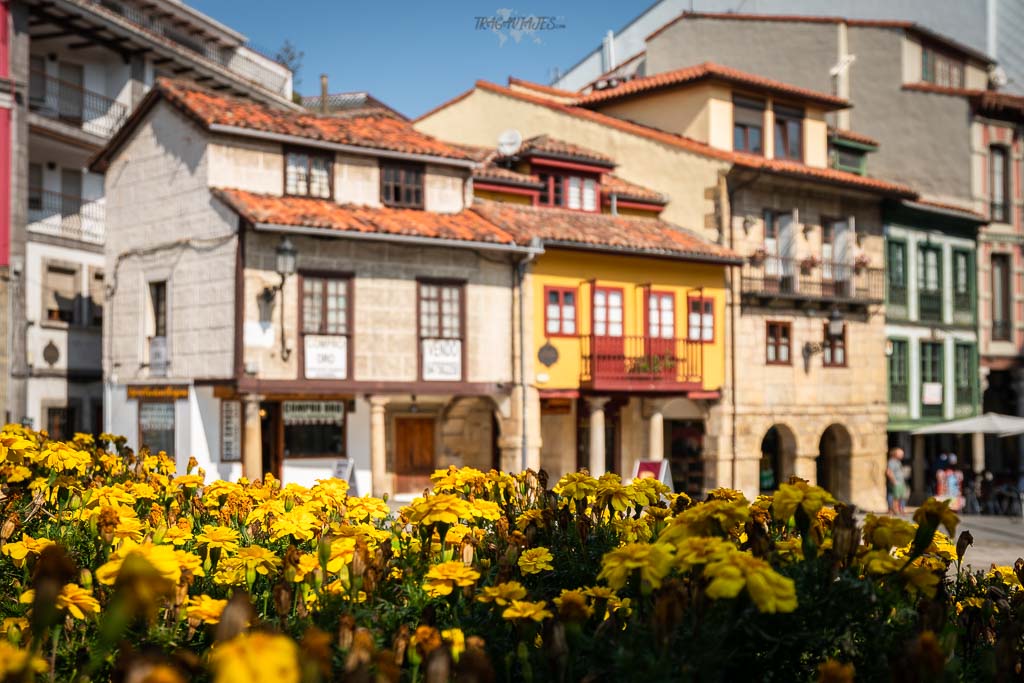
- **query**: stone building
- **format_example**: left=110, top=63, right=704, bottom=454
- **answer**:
left=418, top=64, right=914, bottom=509
left=3, top=0, right=291, bottom=438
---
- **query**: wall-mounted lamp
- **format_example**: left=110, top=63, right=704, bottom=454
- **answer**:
left=409, top=395, right=419, bottom=413
left=742, top=215, right=755, bottom=235
left=260, top=235, right=298, bottom=361
left=802, top=306, right=844, bottom=372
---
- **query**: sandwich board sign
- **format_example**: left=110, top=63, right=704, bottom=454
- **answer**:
left=631, top=460, right=674, bottom=491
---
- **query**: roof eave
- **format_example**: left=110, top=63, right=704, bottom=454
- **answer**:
left=540, top=239, right=741, bottom=265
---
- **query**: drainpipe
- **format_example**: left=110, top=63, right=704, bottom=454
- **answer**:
left=320, top=74, right=328, bottom=115
left=516, top=238, right=543, bottom=471
left=609, top=192, right=618, bottom=216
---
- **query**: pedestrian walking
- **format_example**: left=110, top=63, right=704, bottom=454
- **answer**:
left=887, top=447, right=907, bottom=514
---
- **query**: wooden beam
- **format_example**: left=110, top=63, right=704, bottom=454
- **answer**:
left=28, top=30, right=73, bottom=40
left=172, top=66, right=192, bottom=75
left=152, top=57, right=172, bottom=65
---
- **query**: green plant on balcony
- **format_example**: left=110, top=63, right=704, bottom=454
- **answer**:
left=629, top=353, right=676, bottom=375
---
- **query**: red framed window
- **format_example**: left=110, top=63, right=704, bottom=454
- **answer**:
left=592, top=286, right=624, bottom=337
left=544, top=286, right=577, bottom=336
left=537, top=172, right=598, bottom=212
left=647, top=291, right=675, bottom=339
left=766, top=321, right=791, bottom=365
left=823, top=322, right=847, bottom=367
left=687, top=296, right=714, bottom=342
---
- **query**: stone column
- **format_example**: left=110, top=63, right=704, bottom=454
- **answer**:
left=242, top=394, right=263, bottom=481
left=971, top=431, right=985, bottom=474
left=586, top=397, right=610, bottom=476
left=911, top=434, right=926, bottom=501
left=646, top=399, right=666, bottom=461
left=369, top=396, right=390, bottom=497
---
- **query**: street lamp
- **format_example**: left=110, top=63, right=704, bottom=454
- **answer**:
left=261, top=235, right=298, bottom=360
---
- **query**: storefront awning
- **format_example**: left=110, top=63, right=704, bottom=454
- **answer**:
left=911, top=412, right=1024, bottom=437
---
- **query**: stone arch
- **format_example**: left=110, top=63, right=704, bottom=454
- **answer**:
left=759, top=423, right=798, bottom=493
left=439, top=396, right=503, bottom=472
left=817, top=423, right=853, bottom=501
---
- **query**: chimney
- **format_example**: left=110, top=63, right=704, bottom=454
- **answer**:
left=320, top=74, right=329, bottom=114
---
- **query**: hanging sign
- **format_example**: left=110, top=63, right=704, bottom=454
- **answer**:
left=422, top=339, right=462, bottom=381
left=221, top=400, right=242, bottom=463
left=127, top=385, right=188, bottom=400
left=922, top=382, right=943, bottom=406
left=282, top=401, right=345, bottom=426
left=304, top=335, right=348, bottom=379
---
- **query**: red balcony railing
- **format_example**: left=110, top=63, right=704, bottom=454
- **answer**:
left=580, top=335, right=704, bottom=392
left=28, top=69, right=128, bottom=138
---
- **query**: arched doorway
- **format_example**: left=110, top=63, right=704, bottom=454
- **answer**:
left=759, top=424, right=796, bottom=493
left=817, top=424, right=853, bottom=500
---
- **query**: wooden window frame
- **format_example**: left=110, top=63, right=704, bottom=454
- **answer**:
left=886, top=239, right=908, bottom=305
left=646, top=289, right=676, bottom=340
left=380, top=161, right=425, bottom=209
left=992, top=252, right=1012, bottom=340
left=922, top=44, right=965, bottom=88
left=765, top=321, right=792, bottom=366
left=416, top=279, right=466, bottom=382
left=535, top=170, right=600, bottom=213
left=543, top=285, right=578, bottom=338
left=887, top=337, right=909, bottom=404
left=592, top=285, right=625, bottom=338
left=297, top=271, right=354, bottom=381
left=952, top=248, right=974, bottom=314
left=284, top=146, right=334, bottom=199
left=772, top=105, right=804, bottom=162
left=954, top=342, right=977, bottom=406
left=822, top=322, right=847, bottom=368
left=989, top=145, right=1010, bottom=223
left=733, top=96, right=765, bottom=156
left=686, top=294, right=714, bottom=343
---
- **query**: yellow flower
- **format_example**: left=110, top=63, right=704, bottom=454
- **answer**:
left=175, top=550, right=206, bottom=578
left=186, top=595, right=229, bottom=625
left=113, top=516, right=147, bottom=543
left=502, top=600, right=553, bottom=623
left=196, top=524, right=241, bottom=554
left=554, top=472, right=598, bottom=501
left=553, top=589, right=593, bottom=621
left=469, top=499, right=502, bottom=521
left=422, top=560, right=480, bottom=598
left=860, top=549, right=903, bottom=575
left=236, top=545, right=281, bottom=576
left=405, top=494, right=472, bottom=527
left=162, top=525, right=194, bottom=546
left=172, top=474, right=205, bottom=489
left=913, top=497, right=959, bottom=537
left=772, top=481, right=835, bottom=521
left=862, top=515, right=917, bottom=549
left=477, top=581, right=527, bottom=606
left=818, top=659, right=855, bottom=683
left=95, top=539, right=182, bottom=587
left=344, top=496, right=391, bottom=522
left=20, top=583, right=100, bottom=620
left=1, top=533, right=54, bottom=567
left=34, top=443, right=92, bottom=472
left=628, top=478, right=670, bottom=507
left=325, top=537, right=356, bottom=574
left=659, top=499, right=749, bottom=541
left=518, top=547, right=554, bottom=575
left=672, top=536, right=735, bottom=571
left=987, top=565, right=1021, bottom=587
left=598, top=542, right=674, bottom=590
left=0, top=433, right=38, bottom=465
left=704, top=552, right=797, bottom=613
left=596, top=473, right=632, bottom=512
left=611, top=517, right=653, bottom=543
left=441, top=628, right=466, bottom=661
left=210, top=632, right=300, bottom=683
left=0, top=642, right=48, bottom=678
left=269, top=506, right=321, bottom=542
left=291, top=553, right=320, bottom=583
left=902, top=557, right=943, bottom=597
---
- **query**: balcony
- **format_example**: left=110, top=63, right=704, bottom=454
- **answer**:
left=28, top=70, right=128, bottom=139
left=580, top=335, right=704, bottom=392
left=741, top=256, right=884, bottom=305
left=918, top=289, right=943, bottom=322
left=28, top=189, right=105, bottom=244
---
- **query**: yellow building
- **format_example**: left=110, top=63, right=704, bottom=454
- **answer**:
left=464, top=137, right=739, bottom=494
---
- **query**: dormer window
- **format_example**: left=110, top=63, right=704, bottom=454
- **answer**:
left=381, top=162, right=424, bottom=209
left=733, top=96, right=765, bottom=155
left=773, top=105, right=803, bottom=162
left=922, top=45, right=964, bottom=88
left=538, top=173, right=598, bottom=212
left=285, top=148, right=332, bottom=198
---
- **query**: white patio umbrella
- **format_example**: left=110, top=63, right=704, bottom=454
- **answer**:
left=911, top=412, right=1024, bottom=437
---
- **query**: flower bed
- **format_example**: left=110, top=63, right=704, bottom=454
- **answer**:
left=0, top=426, right=1021, bottom=681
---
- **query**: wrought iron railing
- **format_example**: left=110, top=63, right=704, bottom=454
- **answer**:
left=741, top=256, right=884, bottom=303
left=580, top=335, right=703, bottom=389
left=27, top=189, right=105, bottom=244
left=993, top=319, right=1012, bottom=341
left=918, top=289, right=943, bottom=322
left=888, top=283, right=907, bottom=309
left=28, top=70, right=128, bottom=138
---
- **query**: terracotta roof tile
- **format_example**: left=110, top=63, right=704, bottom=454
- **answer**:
left=829, top=127, right=879, bottom=148
left=471, top=81, right=915, bottom=197
left=157, top=79, right=471, bottom=160
left=575, top=62, right=849, bottom=109
left=474, top=165, right=543, bottom=187
left=907, top=198, right=987, bottom=221
left=520, top=134, right=616, bottom=166
left=212, top=188, right=516, bottom=245
left=471, top=200, right=739, bottom=262
left=601, top=174, right=668, bottom=204
left=902, top=83, right=1024, bottom=119
left=506, top=77, right=578, bottom=100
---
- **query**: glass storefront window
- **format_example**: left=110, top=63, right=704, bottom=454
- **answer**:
left=282, top=401, right=346, bottom=458
left=139, top=401, right=175, bottom=455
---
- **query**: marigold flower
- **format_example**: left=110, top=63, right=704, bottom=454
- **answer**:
left=405, top=494, right=472, bottom=527
left=553, top=589, right=593, bottom=621
left=554, top=472, right=598, bottom=501
left=324, top=537, right=356, bottom=574
left=501, top=599, right=553, bottom=623
left=95, top=539, right=182, bottom=587
left=704, top=551, right=797, bottom=613
left=236, top=545, right=282, bottom=576
left=987, top=564, right=1021, bottom=587
left=913, top=498, right=959, bottom=538
left=161, top=525, right=194, bottom=546
left=863, top=514, right=917, bottom=549
left=598, top=542, right=674, bottom=590
left=422, top=560, right=480, bottom=597
left=596, top=473, right=632, bottom=512
left=659, top=499, right=749, bottom=541
left=196, top=524, right=241, bottom=554
left=477, top=581, right=527, bottom=606
left=187, top=595, right=229, bottom=625
left=344, top=496, right=390, bottom=522
left=33, top=443, right=91, bottom=472
left=269, top=506, right=321, bottom=542
left=210, top=632, right=300, bottom=683
left=772, top=481, right=835, bottom=522
left=20, top=583, right=100, bottom=620
left=1, top=533, right=54, bottom=567
left=672, top=536, right=735, bottom=571
left=469, top=498, right=502, bottom=521
left=518, top=547, right=554, bottom=575
left=0, top=642, right=48, bottom=678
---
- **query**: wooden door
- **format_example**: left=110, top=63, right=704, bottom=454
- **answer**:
left=395, top=416, right=435, bottom=476
left=58, top=62, right=83, bottom=123
left=592, top=286, right=624, bottom=379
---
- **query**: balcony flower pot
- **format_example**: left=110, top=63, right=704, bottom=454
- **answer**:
left=799, top=256, right=820, bottom=274
left=854, top=254, right=871, bottom=273
left=749, top=248, right=767, bottom=265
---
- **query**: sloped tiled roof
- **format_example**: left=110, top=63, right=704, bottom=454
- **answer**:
left=506, top=77, right=579, bottom=101
left=300, top=91, right=406, bottom=120
left=212, top=188, right=516, bottom=245
left=601, top=174, right=668, bottom=204
left=520, top=134, right=616, bottom=166
left=475, top=164, right=544, bottom=187
left=471, top=200, right=739, bottom=262
left=829, top=127, right=879, bottom=148
left=575, top=62, right=849, bottom=109
left=902, top=83, right=1024, bottom=119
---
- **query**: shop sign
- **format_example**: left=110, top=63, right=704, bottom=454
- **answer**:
left=221, top=400, right=242, bottom=462
left=304, top=335, right=348, bottom=379
left=922, top=382, right=943, bottom=406
left=422, top=339, right=462, bottom=381
left=127, top=385, right=189, bottom=400
left=332, top=458, right=357, bottom=494
left=631, top=460, right=674, bottom=491
left=282, top=401, right=345, bottom=426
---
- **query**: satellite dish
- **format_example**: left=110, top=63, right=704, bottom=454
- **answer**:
left=989, top=65, right=1009, bottom=88
left=497, top=128, right=522, bottom=156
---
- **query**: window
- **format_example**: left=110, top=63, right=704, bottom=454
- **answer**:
left=766, top=322, right=791, bottom=365
left=887, top=240, right=907, bottom=307
left=138, top=401, right=175, bottom=455
left=918, top=245, right=942, bottom=322
left=43, top=263, right=77, bottom=324
left=285, top=149, right=332, bottom=198
left=773, top=105, right=803, bottom=161
left=88, top=268, right=104, bottom=327
left=149, top=281, right=167, bottom=338
left=301, top=276, right=350, bottom=380
left=28, top=163, right=42, bottom=211
left=419, top=282, right=463, bottom=381
left=922, top=46, right=964, bottom=88
left=647, top=291, right=675, bottom=339
left=582, top=178, right=598, bottom=211
left=687, top=296, right=713, bottom=342
left=992, top=253, right=1012, bottom=340
left=955, top=343, right=975, bottom=406
left=822, top=323, right=846, bottom=367
left=831, top=145, right=866, bottom=175
left=888, top=339, right=908, bottom=404
left=538, top=173, right=563, bottom=206
left=46, top=404, right=78, bottom=441
left=733, top=96, right=764, bottom=155
left=593, top=287, right=623, bottom=337
left=538, top=172, right=598, bottom=212
left=545, top=287, right=577, bottom=336
left=920, top=341, right=944, bottom=416
left=381, top=163, right=424, bottom=208
left=282, top=401, right=345, bottom=458
left=953, top=249, right=973, bottom=313
left=990, top=146, right=1010, bottom=223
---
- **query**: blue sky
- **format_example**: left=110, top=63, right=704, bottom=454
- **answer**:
left=188, top=1, right=647, bottom=118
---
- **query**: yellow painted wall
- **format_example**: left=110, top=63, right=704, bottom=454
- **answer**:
left=530, top=249, right=727, bottom=392
left=473, top=187, right=534, bottom=204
